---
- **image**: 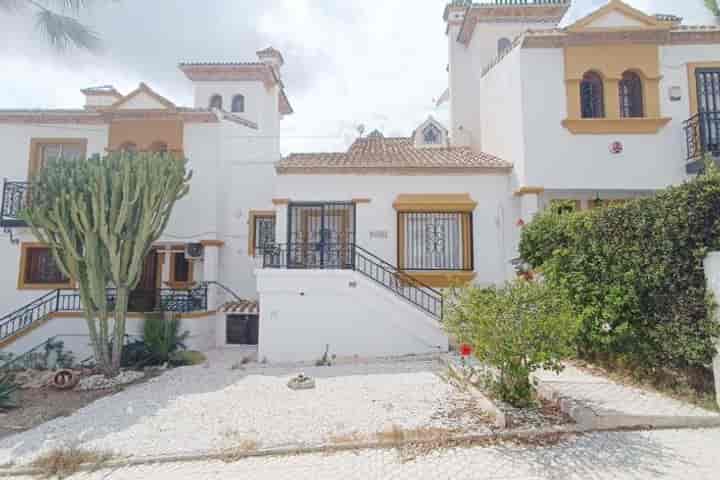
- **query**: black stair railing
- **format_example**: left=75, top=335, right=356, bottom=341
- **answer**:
left=0, top=180, right=30, bottom=228
left=263, top=243, right=444, bottom=321
left=0, top=287, right=209, bottom=343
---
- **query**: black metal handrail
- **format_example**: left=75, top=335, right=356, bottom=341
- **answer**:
left=1, top=180, right=30, bottom=227
left=0, top=287, right=209, bottom=343
left=263, top=243, right=444, bottom=321
left=684, top=112, right=720, bottom=162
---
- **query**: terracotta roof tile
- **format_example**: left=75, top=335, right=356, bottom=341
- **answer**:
left=277, top=136, right=510, bottom=174
left=221, top=299, right=259, bottom=314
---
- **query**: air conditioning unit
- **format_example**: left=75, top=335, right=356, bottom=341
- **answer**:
left=185, top=243, right=204, bottom=260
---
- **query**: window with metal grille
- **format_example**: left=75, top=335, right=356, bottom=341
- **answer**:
left=209, top=94, right=223, bottom=110
left=21, top=245, right=69, bottom=287
left=232, top=94, right=245, bottom=113
left=619, top=71, right=644, bottom=118
left=580, top=71, right=605, bottom=119
left=497, top=37, right=512, bottom=56
left=254, top=216, right=276, bottom=256
left=423, top=124, right=442, bottom=144
left=172, top=252, right=191, bottom=283
left=399, top=212, right=473, bottom=271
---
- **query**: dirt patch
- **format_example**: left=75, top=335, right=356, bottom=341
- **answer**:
left=0, top=388, right=110, bottom=440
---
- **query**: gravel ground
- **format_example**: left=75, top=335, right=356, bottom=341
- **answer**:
left=0, top=353, right=494, bottom=465
left=24, top=428, right=720, bottom=480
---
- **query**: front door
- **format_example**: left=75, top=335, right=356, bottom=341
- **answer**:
left=287, top=202, right=355, bottom=268
left=128, top=249, right=159, bottom=312
left=696, top=69, right=720, bottom=153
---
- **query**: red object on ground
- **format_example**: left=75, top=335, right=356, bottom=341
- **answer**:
left=460, top=344, right=473, bottom=357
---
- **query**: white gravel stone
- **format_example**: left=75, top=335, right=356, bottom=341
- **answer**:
left=76, top=371, right=145, bottom=391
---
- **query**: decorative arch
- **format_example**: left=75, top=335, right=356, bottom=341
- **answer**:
left=423, top=124, right=442, bottom=145
left=580, top=71, right=605, bottom=119
left=209, top=94, right=223, bottom=110
left=619, top=70, right=644, bottom=118
left=231, top=94, right=245, bottom=113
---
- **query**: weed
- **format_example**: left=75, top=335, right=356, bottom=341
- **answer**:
left=31, top=447, right=113, bottom=479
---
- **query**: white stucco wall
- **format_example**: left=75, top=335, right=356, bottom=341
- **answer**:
left=273, top=173, right=518, bottom=285
left=256, top=269, right=449, bottom=363
left=702, top=252, right=720, bottom=409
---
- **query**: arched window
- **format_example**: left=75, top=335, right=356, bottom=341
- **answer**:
left=231, top=94, right=245, bottom=113
left=497, top=37, right=512, bottom=56
left=119, top=142, right=137, bottom=154
left=619, top=71, right=644, bottom=118
left=423, top=124, right=442, bottom=144
left=580, top=71, right=605, bottom=119
left=150, top=141, right=168, bottom=154
left=209, top=94, right=223, bottom=110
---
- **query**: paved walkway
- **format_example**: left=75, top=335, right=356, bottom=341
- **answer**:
left=532, top=365, right=720, bottom=429
left=31, top=427, right=720, bottom=480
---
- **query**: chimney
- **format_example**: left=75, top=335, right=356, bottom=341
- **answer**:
left=256, top=47, right=285, bottom=78
left=81, top=85, right=123, bottom=110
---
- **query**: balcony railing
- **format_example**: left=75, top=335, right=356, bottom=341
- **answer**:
left=1, top=180, right=29, bottom=227
left=684, top=112, right=720, bottom=173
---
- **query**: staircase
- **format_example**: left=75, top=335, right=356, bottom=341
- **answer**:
left=262, top=242, right=444, bottom=321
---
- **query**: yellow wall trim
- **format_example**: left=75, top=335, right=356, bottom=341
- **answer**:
left=271, top=198, right=290, bottom=205
left=17, top=242, right=74, bottom=290
left=178, top=310, right=217, bottom=320
left=404, top=271, right=476, bottom=289
left=28, top=138, right=88, bottom=178
left=393, top=194, right=477, bottom=213
left=352, top=198, right=372, bottom=204
left=687, top=62, right=720, bottom=116
left=513, top=186, right=545, bottom=196
left=199, top=240, right=225, bottom=248
left=561, top=118, right=671, bottom=134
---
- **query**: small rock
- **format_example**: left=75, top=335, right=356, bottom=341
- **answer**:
left=288, top=373, right=316, bottom=390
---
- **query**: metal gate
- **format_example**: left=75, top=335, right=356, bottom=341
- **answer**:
left=696, top=69, right=720, bottom=153
left=287, top=202, right=355, bottom=269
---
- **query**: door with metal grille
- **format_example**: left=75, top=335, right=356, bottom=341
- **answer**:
left=287, top=202, right=355, bottom=269
left=696, top=69, right=720, bottom=153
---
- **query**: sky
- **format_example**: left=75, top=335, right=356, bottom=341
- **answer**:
left=0, top=0, right=451, bottom=155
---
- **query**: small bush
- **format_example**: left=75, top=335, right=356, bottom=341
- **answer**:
left=0, top=376, right=18, bottom=409
left=445, top=280, right=578, bottom=407
left=142, top=313, right=189, bottom=365
left=31, top=447, right=113, bottom=479
left=169, top=350, right=207, bottom=367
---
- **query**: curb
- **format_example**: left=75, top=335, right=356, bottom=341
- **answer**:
left=535, top=380, right=720, bottom=430
left=444, top=359, right=507, bottom=428
left=0, top=426, right=584, bottom=478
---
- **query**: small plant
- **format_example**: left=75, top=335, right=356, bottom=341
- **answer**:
left=0, top=376, right=18, bottom=409
left=31, top=447, right=113, bottom=479
left=142, top=313, right=190, bottom=365
left=445, top=279, right=578, bottom=407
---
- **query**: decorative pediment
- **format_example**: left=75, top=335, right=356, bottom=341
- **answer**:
left=109, top=83, right=177, bottom=111
left=413, top=116, right=449, bottom=148
left=566, top=0, right=669, bottom=33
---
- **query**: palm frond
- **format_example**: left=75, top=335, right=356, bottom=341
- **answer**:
left=35, top=7, right=100, bottom=51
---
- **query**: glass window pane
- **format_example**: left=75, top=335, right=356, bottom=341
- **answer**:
left=402, top=212, right=466, bottom=270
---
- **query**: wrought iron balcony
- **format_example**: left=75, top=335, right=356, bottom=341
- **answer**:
left=684, top=112, right=720, bottom=174
left=1, top=180, right=29, bottom=228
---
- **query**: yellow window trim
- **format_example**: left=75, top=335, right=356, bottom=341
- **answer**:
left=167, top=246, right=194, bottom=289
left=248, top=210, right=276, bottom=257
left=392, top=194, right=477, bottom=213
left=513, top=186, right=545, bottom=197
left=402, top=271, right=477, bottom=289
left=28, top=138, right=88, bottom=178
left=561, top=118, right=671, bottom=134
left=688, top=62, right=720, bottom=116
left=17, top=242, right=74, bottom=290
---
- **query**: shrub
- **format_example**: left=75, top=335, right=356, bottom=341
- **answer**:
left=445, top=280, right=578, bottom=407
left=142, top=313, right=189, bottom=365
left=519, top=169, right=720, bottom=375
left=0, top=376, right=18, bottom=409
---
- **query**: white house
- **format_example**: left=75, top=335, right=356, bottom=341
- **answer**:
left=2, top=0, right=720, bottom=364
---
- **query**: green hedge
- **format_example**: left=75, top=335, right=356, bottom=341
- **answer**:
left=519, top=171, right=720, bottom=371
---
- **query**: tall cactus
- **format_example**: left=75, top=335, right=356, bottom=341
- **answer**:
left=22, top=152, right=191, bottom=377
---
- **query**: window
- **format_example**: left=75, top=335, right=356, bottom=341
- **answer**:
left=29, top=139, right=87, bottom=176
left=497, top=37, right=512, bottom=56
left=580, top=71, right=605, bottom=119
left=619, top=71, right=644, bottom=118
left=399, top=212, right=473, bottom=271
left=18, top=244, right=71, bottom=289
left=422, top=124, right=442, bottom=145
left=209, top=94, right=223, bottom=110
left=231, top=94, right=245, bottom=113
left=169, top=249, right=193, bottom=287
left=248, top=211, right=276, bottom=257
left=550, top=200, right=581, bottom=215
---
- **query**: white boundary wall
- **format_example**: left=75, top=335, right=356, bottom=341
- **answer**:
left=256, top=269, right=449, bottom=363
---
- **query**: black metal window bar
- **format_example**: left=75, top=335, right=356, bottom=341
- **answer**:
left=399, top=212, right=473, bottom=271
left=686, top=68, right=720, bottom=165
left=0, top=286, right=209, bottom=343
left=0, top=180, right=30, bottom=227
left=619, top=71, right=644, bottom=118
left=254, top=215, right=276, bottom=257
